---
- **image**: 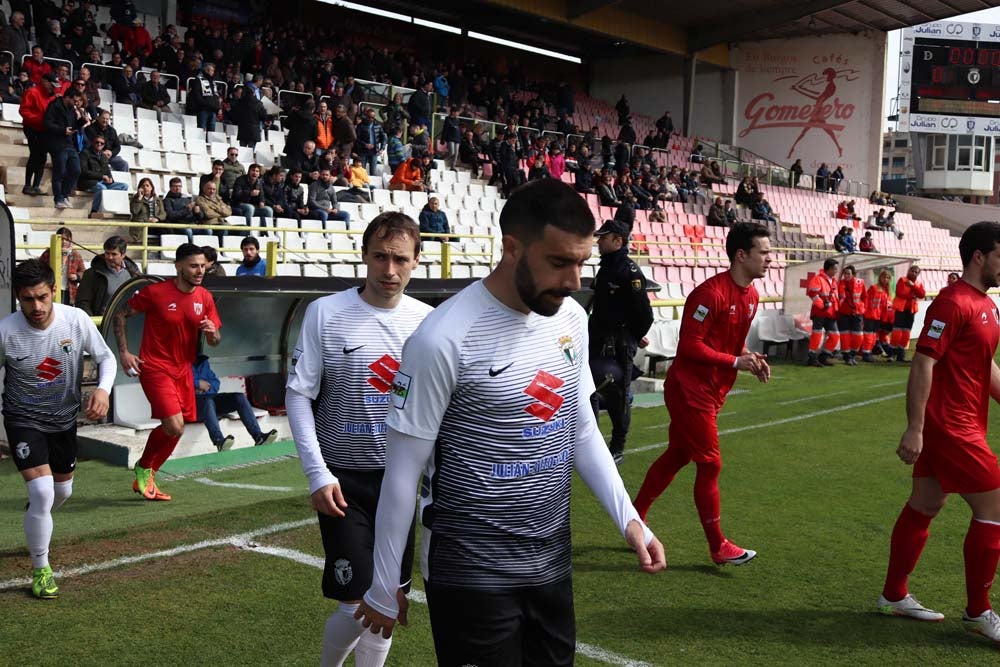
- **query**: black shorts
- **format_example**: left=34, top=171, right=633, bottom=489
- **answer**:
left=811, top=316, right=838, bottom=333
left=318, top=467, right=415, bottom=601
left=863, top=318, right=881, bottom=333
left=893, top=310, right=916, bottom=330
left=837, top=314, right=863, bottom=334
left=425, top=576, right=575, bottom=667
left=880, top=321, right=893, bottom=333
left=5, top=424, right=78, bottom=474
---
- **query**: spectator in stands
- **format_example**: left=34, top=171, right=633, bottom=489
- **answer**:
left=75, top=235, right=140, bottom=316
left=389, top=155, right=425, bottom=193
left=19, top=72, right=56, bottom=196
left=815, top=162, right=830, bottom=192
left=38, top=20, right=68, bottom=63
left=203, top=246, right=226, bottom=277
left=859, top=231, right=877, bottom=253
left=79, top=135, right=128, bottom=215
left=380, top=91, right=409, bottom=134
left=230, top=85, right=267, bottom=149
left=574, top=166, right=596, bottom=195
left=232, top=163, right=273, bottom=227
left=868, top=207, right=888, bottom=229
left=656, top=109, right=674, bottom=135
left=750, top=192, right=777, bottom=224
left=195, top=179, right=232, bottom=239
left=283, top=169, right=310, bottom=222
left=409, top=121, right=430, bottom=156
left=708, top=196, right=729, bottom=227
left=329, top=82, right=354, bottom=120
left=725, top=199, right=737, bottom=225
left=356, top=106, right=386, bottom=175
left=307, top=167, right=351, bottom=227
left=617, top=117, right=636, bottom=144
left=597, top=172, right=621, bottom=207
left=528, top=154, right=550, bottom=181
left=262, top=166, right=293, bottom=220
left=163, top=176, right=199, bottom=241
left=790, top=158, right=803, bottom=188
left=615, top=94, right=630, bottom=125
left=408, top=79, right=434, bottom=126
left=193, top=354, right=276, bottom=452
left=883, top=210, right=903, bottom=239
left=332, top=103, right=355, bottom=159
left=111, top=63, right=140, bottom=105
left=458, top=129, right=481, bottom=178
left=842, top=227, right=857, bottom=253
left=947, top=271, right=959, bottom=285
left=734, top=176, right=756, bottom=207
left=348, top=155, right=373, bottom=194
left=86, top=110, right=129, bottom=172
left=313, top=100, right=333, bottom=155
left=39, top=227, right=84, bottom=304
left=130, top=177, right=165, bottom=237
left=51, top=63, right=71, bottom=96
left=830, top=164, right=844, bottom=194
left=833, top=226, right=850, bottom=253
left=700, top=160, right=726, bottom=186
left=0, top=12, right=30, bottom=74
left=236, top=236, right=266, bottom=276
left=187, top=62, right=222, bottom=131
left=689, top=143, right=704, bottom=164
left=649, top=209, right=667, bottom=223
left=76, top=68, right=99, bottom=117
left=0, top=60, right=21, bottom=103
left=43, top=87, right=86, bottom=209
left=140, top=70, right=170, bottom=114
left=498, top=133, right=523, bottom=196
left=220, top=146, right=245, bottom=197
left=22, top=45, right=51, bottom=86
left=284, top=97, right=317, bottom=161
left=419, top=196, right=451, bottom=243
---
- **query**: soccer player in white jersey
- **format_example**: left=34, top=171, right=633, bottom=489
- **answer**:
left=286, top=212, right=433, bottom=667
left=1, top=259, right=116, bottom=599
left=357, top=179, right=666, bottom=665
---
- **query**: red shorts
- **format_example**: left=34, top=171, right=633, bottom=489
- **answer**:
left=913, top=431, right=1000, bottom=494
left=665, top=396, right=720, bottom=464
left=140, top=368, right=196, bottom=422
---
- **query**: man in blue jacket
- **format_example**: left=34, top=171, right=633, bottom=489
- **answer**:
left=193, top=355, right=277, bottom=451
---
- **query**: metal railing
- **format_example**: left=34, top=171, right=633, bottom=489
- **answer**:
left=21, top=54, right=74, bottom=79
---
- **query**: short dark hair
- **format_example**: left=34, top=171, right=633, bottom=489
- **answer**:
left=169, top=177, right=182, bottom=186
left=240, top=236, right=259, bottom=250
left=55, top=226, right=72, bottom=239
left=175, top=243, right=205, bottom=262
left=201, top=245, right=218, bottom=262
left=361, top=212, right=420, bottom=256
left=104, top=235, right=127, bottom=254
left=823, top=257, right=840, bottom=272
left=287, top=168, right=302, bottom=178
left=959, top=221, right=1000, bottom=266
left=13, top=259, right=55, bottom=293
left=498, top=179, right=594, bottom=245
left=724, top=222, right=770, bottom=262
left=843, top=264, right=856, bottom=274
left=212, top=159, right=224, bottom=168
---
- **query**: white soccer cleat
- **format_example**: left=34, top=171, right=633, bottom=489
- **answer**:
left=964, top=609, right=1000, bottom=643
left=877, top=594, right=945, bottom=622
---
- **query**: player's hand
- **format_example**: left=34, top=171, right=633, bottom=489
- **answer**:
left=625, top=519, right=666, bottom=573
left=751, top=353, right=770, bottom=383
left=199, top=317, right=217, bottom=335
left=638, top=336, right=649, bottom=349
left=310, top=483, right=347, bottom=517
left=396, top=588, right=410, bottom=627
left=897, top=428, right=923, bottom=465
left=735, top=353, right=762, bottom=375
left=121, top=351, right=143, bottom=375
left=355, top=599, right=397, bottom=639
left=85, top=388, right=110, bottom=420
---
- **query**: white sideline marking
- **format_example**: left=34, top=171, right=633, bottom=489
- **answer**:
left=869, top=379, right=905, bottom=388
left=194, top=477, right=294, bottom=492
left=627, top=392, right=906, bottom=456
left=239, top=543, right=652, bottom=667
left=777, top=389, right=848, bottom=406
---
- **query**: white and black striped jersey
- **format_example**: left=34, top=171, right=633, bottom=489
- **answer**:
left=0, top=303, right=115, bottom=432
left=386, top=281, right=592, bottom=588
left=287, top=287, right=432, bottom=470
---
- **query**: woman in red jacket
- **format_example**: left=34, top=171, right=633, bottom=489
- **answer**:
left=18, top=74, right=56, bottom=196
left=861, top=269, right=892, bottom=361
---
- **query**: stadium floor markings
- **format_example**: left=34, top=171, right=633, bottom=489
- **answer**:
left=236, top=541, right=655, bottom=667
left=777, top=389, right=849, bottom=406
left=869, top=379, right=906, bottom=388
left=627, top=392, right=906, bottom=456
left=193, top=477, right=295, bottom=492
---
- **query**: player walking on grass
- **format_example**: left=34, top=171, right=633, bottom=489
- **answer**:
left=286, top=213, right=432, bottom=667
left=356, top=180, right=665, bottom=666
left=114, top=243, right=221, bottom=501
left=632, top=222, right=771, bottom=566
left=2, top=260, right=116, bottom=599
left=879, top=221, right=1000, bottom=643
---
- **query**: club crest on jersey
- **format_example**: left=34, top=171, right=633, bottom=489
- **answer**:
left=558, top=335, right=576, bottom=366
left=60, top=338, right=73, bottom=354
left=390, top=372, right=411, bottom=409
left=14, top=441, right=29, bottom=460
left=333, top=558, right=353, bottom=585
left=693, top=304, right=709, bottom=322
left=928, top=319, right=946, bottom=339
left=193, top=302, right=204, bottom=316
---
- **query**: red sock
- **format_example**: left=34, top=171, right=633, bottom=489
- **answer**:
left=964, top=519, right=1000, bottom=617
left=883, top=504, right=933, bottom=602
left=137, top=426, right=181, bottom=471
left=694, top=460, right=724, bottom=552
left=634, top=444, right=691, bottom=520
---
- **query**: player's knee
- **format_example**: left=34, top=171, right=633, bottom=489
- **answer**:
left=26, top=476, right=55, bottom=512
left=907, top=498, right=944, bottom=517
left=695, top=458, right=722, bottom=479
left=53, top=482, right=72, bottom=507
left=162, top=420, right=184, bottom=439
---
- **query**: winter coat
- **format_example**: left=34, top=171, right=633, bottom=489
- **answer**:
left=75, top=254, right=141, bottom=315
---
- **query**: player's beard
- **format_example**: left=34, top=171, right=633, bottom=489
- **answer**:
left=982, top=265, right=1000, bottom=289
left=514, top=254, right=572, bottom=317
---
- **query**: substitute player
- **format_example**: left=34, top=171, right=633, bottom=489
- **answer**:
left=356, top=179, right=665, bottom=665
left=286, top=213, right=432, bottom=667
left=836, top=264, right=866, bottom=366
left=889, top=264, right=925, bottom=362
left=860, top=269, right=891, bottom=362
left=114, top=243, right=221, bottom=500
left=2, top=259, right=115, bottom=598
left=632, top=223, right=771, bottom=565
left=879, top=221, right=1000, bottom=642
left=805, top=258, right=840, bottom=367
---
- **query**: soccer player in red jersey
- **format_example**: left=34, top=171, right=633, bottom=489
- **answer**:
left=878, top=221, right=1000, bottom=642
left=860, top=269, right=891, bottom=362
left=114, top=243, right=222, bottom=500
left=889, top=265, right=925, bottom=362
left=805, top=258, right=840, bottom=367
left=632, top=222, right=771, bottom=565
left=836, top=264, right=866, bottom=366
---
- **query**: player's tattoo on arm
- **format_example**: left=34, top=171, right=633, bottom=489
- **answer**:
left=113, top=306, right=136, bottom=353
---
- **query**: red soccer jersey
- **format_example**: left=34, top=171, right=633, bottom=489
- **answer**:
left=129, top=280, right=221, bottom=375
left=838, top=277, right=866, bottom=316
left=666, top=271, right=758, bottom=413
left=865, top=285, right=889, bottom=320
left=916, top=280, right=1000, bottom=444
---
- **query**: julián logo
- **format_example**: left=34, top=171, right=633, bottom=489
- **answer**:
left=740, top=67, right=861, bottom=159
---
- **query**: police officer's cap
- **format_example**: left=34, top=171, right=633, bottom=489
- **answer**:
left=594, top=219, right=629, bottom=241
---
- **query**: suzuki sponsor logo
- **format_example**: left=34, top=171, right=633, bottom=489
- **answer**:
left=522, top=370, right=565, bottom=422
left=36, top=357, right=63, bottom=382
left=367, top=354, right=400, bottom=393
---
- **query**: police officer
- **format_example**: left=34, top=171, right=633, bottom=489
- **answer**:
left=589, top=219, right=654, bottom=463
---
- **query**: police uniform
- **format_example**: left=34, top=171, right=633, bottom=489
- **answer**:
left=588, top=220, right=654, bottom=461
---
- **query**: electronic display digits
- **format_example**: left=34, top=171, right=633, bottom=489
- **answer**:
left=911, top=38, right=1000, bottom=109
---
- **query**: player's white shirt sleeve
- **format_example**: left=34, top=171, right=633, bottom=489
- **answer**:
left=75, top=308, right=116, bottom=393
left=364, top=427, right=435, bottom=618
left=573, top=309, right=654, bottom=546
left=285, top=301, right=338, bottom=494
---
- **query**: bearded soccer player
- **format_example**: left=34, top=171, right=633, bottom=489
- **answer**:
left=879, top=221, right=1000, bottom=643
left=356, top=179, right=664, bottom=665
left=889, top=265, right=925, bottom=362
left=806, top=257, right=840, bottom=367
left=2, top=259, right=115, bottom=598
left=632, top=222, right=770, bottom=566
left=861, top=269, right=891, bottom=362
left=836, top=264, right=866, bottom=366
left=286, top=213, right=432, bottom=667
left=114, top=244, right=221, bottom=500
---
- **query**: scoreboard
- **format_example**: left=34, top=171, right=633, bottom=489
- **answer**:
left=899, top=21, right=1000, bottom=135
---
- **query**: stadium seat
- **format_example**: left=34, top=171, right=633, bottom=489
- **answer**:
left=158, top=235, right=189, bottom=259
left=276, top=263, right=301, bottom=276
left=330, top=264, right=355, bottom=278
left=100, top=189, right=131, bottom=214
left=112, top=383, right=161, bottom=430
left=303, top=264, right=328, bottom=277
left=165, top=153, right=192, bottom=174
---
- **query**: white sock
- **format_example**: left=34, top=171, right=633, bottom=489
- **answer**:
left=52, top=479, right=73, bottom=510
left=24, top=477, right=55, bottom=569
left=355, top=627, right=393, bottom=667
left=321, top=602, right=363, bottom=667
